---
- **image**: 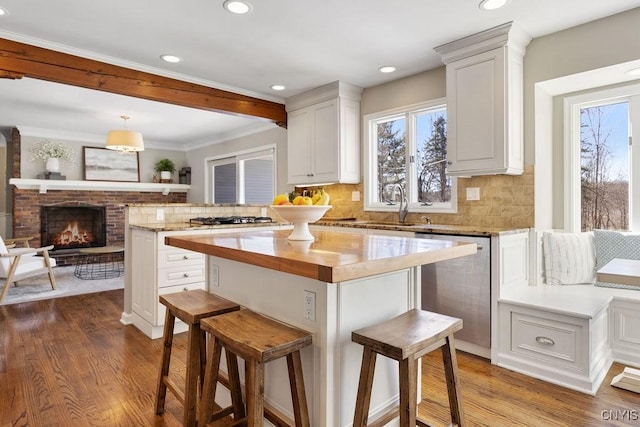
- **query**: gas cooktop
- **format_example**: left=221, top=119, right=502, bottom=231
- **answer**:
left=189, top=216, right=273, bottom=226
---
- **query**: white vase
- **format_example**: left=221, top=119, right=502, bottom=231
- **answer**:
left=160, top=171, right=172, bottom=181
left=45, top=157, right=60, bottom=173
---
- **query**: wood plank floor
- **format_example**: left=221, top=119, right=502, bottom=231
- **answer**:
left=1, top=289, right=639, bottom=426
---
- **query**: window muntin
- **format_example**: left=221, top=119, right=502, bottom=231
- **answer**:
left=364, top=99, right=456, bottom=213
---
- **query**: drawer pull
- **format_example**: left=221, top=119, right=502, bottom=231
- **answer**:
left=183, top=255, right=189, bottom=259
left=183, top=273, right=189, bottom=278
left=535, top=336, right=555, bottom=346
left=183, top=287, right=188, bottom=291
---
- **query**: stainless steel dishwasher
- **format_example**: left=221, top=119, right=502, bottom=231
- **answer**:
left=415, top=232, right=491, bottom=357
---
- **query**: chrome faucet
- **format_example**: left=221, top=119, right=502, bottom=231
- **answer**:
left=395, top=184, right=409, bottom=223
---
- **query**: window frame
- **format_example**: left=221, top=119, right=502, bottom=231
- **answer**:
left=363, top=98, right=457, bottom=213
left=204, top=144, right=277, bottom=204
left=563, top=83, right=640, bottom=232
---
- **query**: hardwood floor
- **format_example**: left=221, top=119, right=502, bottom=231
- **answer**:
left=1, top=290, right=639, bottom=426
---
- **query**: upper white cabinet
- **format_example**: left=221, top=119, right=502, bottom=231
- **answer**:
left=286, top=81, right=362, bottom=185
left=435, top=22, right=531, bottom=176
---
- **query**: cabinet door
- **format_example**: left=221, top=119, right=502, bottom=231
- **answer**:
left=309, top=99, right=339, bottom=183
left=446, top=47, right=506, bottom=175
left=131, top=229, right=156, bottom=323
left=287, top=107, right=313, bottom=184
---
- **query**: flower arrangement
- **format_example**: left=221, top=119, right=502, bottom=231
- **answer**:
left=29, top=139, right=76, bottom=164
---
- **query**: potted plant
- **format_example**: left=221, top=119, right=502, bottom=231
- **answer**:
left=154, top=158, right=176, bottom=182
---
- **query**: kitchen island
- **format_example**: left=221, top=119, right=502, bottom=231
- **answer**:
left=166, top=229, right=476, bottom=427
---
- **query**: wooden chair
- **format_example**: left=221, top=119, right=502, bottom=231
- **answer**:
left=352, top=309, right=466, bottom=427
left=0, top=236, right=57, bottom=303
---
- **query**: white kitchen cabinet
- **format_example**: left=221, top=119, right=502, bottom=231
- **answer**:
left=130, top=228, right=207, bottom=339
left=286, top=81, right=361, bottom=185
left=435, top=22, right=531, bottom=176
left=130, top=225, right=283, bottom=339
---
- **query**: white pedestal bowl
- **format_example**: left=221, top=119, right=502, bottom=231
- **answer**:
left=270, top=205, right=332, bottom=241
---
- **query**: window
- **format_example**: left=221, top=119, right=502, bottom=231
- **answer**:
left=565, top=84, right=640, bottom=231
left=364, top=99, right=457, bottom=213
left=206, top=146, right=276, bottom=204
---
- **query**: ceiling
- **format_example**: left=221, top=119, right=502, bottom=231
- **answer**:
left=0, top=0, right=638, bottom=150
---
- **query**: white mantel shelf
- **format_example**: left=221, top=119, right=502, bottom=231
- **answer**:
left=9, top=178, right=190, bottom=195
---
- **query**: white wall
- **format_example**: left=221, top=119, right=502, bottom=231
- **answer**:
left=185, top=126, right=287, bottom=203
left=19, top=132, right=186, bottom=183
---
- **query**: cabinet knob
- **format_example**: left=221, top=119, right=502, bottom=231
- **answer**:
left=183, top=255, right=189, bottom=259
left=183, top=287, right=188, bottom=291
left=183, top=273, right=189, bottom=278
left=447, top=161, right=453, bottom=165
left=535, top=336, right=555, bottom=346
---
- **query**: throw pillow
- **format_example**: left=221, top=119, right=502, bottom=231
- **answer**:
left=593, top=229, right=640, bottom=290
left=542, top=231, right=595, bottom=285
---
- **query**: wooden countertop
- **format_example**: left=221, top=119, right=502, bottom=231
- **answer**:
left=165, top=230, right=476, bottom=283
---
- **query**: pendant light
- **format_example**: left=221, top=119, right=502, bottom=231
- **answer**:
left=106, top=115, right=144, bottom=152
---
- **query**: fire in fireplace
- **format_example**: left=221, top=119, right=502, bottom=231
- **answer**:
left=41, top=205, right=107, bottom=252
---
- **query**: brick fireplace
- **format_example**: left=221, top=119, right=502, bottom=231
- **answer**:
left=12, top=188, right=186, bottom=251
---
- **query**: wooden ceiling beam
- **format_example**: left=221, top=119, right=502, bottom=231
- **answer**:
left=0, top=37, right=287, bottom=127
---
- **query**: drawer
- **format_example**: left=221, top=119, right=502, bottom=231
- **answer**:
left=511, top=310, right=584, bottom=370
left=158, top=265, right=206, bottom=288
left=158, top=249, right=205, bottom=268
left=157, top=282, right=206, bottom=324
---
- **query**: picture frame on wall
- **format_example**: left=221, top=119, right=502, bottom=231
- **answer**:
left=83, top=146, right=140, bottom=182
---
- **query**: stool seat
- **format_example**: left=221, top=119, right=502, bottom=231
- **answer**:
left=352, top=309, right=462, bottom=361
left=200, top=309, right=313, bottom=427
left=155, top=289, right=241, bottom=427
left=352, top=309, right=466, bottom=427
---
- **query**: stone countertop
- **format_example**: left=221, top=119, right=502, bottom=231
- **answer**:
left=129, top=222, right=280, bottom=232
left=314, top=219, right=529, bottom=236
left=165, top=230, right=477, bottom=283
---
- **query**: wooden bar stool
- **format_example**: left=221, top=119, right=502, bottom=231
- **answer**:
left=199, top=309, right=313, bottom=427
left=352, top=309, right=466, bottom=427
left=155, top=289, right=241, bottom=427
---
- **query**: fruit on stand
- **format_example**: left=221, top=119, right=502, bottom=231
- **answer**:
left=293, top=195, right=313, bottom=205
left=312, top=189, right=330, bottom=205
left=272, top=194, right=292, bottom=205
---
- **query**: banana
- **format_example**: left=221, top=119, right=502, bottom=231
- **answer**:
left=313, top=190, right=330, bottom=205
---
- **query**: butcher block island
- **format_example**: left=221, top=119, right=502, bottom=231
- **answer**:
left=165, top=229, right=475, bottom=427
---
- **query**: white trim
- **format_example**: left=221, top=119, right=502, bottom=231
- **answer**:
left=9, top=178, right=189, bottom=195
left=563, top=83, right=640, bottom=232
left=203, top=144, right=277, bottom=204
left=363, top=98, right=457, bottom=214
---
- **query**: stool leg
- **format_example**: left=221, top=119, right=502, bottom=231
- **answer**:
left=155, top=309, right=176, bottom=415
left=353, top=346, right=377, bottom=427
left=286, top=351, right=310, bottom=427
left=200, top=329, right=207, bottom=392
left=399, top=356, right=418, bottom=427
left=226, top=349, right=246, bottom=420
left=246, top=359, right=265, bottom=426
left=183, top=323, right=201, bottom=427
left=441, top=335, right=466, bottom=427
left=199, top=339, right=223, bottom=426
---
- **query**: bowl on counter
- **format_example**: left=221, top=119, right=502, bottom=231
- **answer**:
left=270, top=205, right=332, bottom=241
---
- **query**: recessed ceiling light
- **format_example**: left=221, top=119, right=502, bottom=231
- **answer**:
left=0, top=7, right=9, bottom=16
left=479, top=0, right=509, bottom=10
left=626, top=67, right=640, bottom=76
left=160, top=54, right=182, bottom=63
left=223, top=0, right=253, bottom=14
left=270, top=84, right=286, bottom=91
left=379, top=66, right=396, bottom=73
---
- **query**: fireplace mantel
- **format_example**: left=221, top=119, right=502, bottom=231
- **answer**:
left=9, top=179, right=190, bottom=195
